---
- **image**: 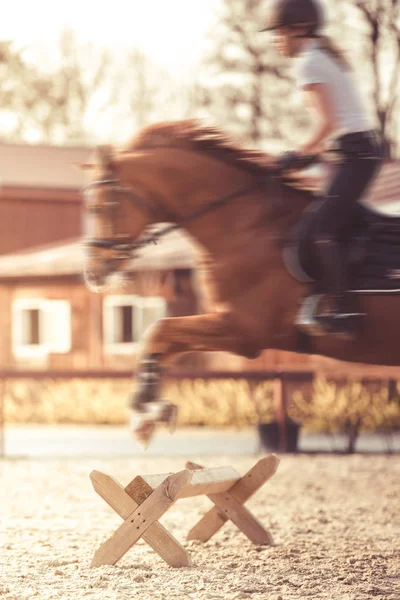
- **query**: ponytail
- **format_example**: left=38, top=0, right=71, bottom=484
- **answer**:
left=317, top=35, right=352, bottom=71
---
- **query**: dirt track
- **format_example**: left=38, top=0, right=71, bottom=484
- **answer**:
left=1, top=454, right=399, bottom=600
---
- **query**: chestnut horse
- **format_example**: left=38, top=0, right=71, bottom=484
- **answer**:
left=81, top=119, right=400, bottom=446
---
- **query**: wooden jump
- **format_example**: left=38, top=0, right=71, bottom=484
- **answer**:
left=90, top=455, right=280, bottom=568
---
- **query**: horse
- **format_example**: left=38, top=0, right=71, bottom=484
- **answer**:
left=80, top=119, right=400, bottom=446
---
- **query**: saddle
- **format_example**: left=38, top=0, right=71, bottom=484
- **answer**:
left=284, top=161, right=400, bottom=295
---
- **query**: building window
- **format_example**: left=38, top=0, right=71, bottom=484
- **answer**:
left=12, top=299, right=71, bottom=358
left=103, top=295, right=166, bottom=354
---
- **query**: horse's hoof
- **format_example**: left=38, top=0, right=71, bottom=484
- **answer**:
left=129, top=400, right=178, bottom=448
left=130, top=417, right=156, bottom=450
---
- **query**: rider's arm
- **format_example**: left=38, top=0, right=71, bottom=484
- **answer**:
left=265, top=81, right=336, bottom=170
left=298, top=82, right=336, bottom=155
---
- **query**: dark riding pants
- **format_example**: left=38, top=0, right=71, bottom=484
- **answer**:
left=313, top=131, right=383, bottom=243
left=312, top=130, right=383, bottom=300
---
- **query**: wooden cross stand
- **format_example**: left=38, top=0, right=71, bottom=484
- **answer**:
left=90, top=454, right=279, bottom=568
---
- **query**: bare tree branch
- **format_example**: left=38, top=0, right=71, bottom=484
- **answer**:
left=198, top=0, right=308, bottom=148
left=349, top=0, right=400, bottom=156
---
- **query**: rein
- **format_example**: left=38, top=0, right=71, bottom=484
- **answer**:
left=84, top=177, right=263, bottom=259
left=83, top=152, right=319, bottom=260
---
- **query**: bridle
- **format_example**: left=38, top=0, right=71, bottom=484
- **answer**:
left=83, top=177, right=159, bottom=260
left=83, top=175, right=263, bottom=262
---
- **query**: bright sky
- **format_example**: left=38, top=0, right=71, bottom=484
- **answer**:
left=0, top=0, right=221, bottom=73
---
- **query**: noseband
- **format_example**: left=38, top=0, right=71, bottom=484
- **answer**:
left=83, top=176, right=263, bottom=261
left=83, top=177, right=162, bottom=260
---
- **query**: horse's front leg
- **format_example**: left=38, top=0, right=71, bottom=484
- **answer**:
left=129, top=352, right=177, bottom=448
left=130, top=312, right=261, bottom=447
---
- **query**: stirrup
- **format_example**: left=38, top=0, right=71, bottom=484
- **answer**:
left=316, top=311, right=364, bottom=340
left=295, top=294, right=325, bottom=337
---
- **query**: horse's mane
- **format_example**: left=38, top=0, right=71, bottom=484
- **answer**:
left=125, top=119, right=270, bottom=176
left=122, top=119, right=316, bottom=201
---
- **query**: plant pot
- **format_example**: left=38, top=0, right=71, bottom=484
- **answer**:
left=257, top=419, right=301, bottom=453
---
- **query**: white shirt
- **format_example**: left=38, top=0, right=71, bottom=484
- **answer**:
left=295, top=40, right=373, bottom=137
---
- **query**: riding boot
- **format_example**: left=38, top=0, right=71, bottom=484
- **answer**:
left=315, top=238, right=358, bottom=339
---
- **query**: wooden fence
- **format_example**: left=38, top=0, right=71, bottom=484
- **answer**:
left=0, top=368, right=398, bottom=458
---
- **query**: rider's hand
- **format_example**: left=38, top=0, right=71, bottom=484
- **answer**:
left=277, top=151, right=301, bottom=172
left=278, top=152, right=319, bottom=172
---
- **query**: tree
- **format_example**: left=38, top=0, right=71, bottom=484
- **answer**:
left=289, top=377, right=400, bottom=453
left=0, top=31, right=118, bottom=145
left=0, top=40, right=44, bottom=140
left=117, top=49, right=166, bottom=131
left=26, top=29, right=117, bottom=145
left=198, top=0, right=400, bottom=155
left=116, top=49, right=193, bottom=134
left=348, top=0, right=400, bottom=157
left=0, top=32, right=205, bottom=146
left=197, top=0, right=311, bottom=149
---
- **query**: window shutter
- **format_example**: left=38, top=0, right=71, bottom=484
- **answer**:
left=43, top=300, right=71, bottom=353
left=138, top=298, right=166, bottom=340
left=103, top=295, right=166, bottom=353
left=12, top=302, right=24, bottom=354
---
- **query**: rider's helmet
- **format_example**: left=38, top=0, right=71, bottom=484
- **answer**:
left=260, top=0, right=324, bottom=37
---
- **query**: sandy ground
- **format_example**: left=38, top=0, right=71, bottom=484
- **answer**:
left=1, top=454, right=399, bottom=600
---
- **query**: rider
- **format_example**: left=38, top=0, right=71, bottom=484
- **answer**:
left=261, top=0, right=383, bottom=339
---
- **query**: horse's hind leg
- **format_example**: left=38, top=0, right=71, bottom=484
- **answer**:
left=129, top=312, right=261, bottom=447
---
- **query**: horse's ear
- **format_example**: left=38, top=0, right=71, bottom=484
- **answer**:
left=95, top=144, right=114, bottom=169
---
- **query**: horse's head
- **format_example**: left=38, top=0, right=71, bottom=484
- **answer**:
left=80, top=145, right=155, bottom=292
